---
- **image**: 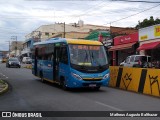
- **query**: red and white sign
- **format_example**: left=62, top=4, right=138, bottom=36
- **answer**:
left=114, top=32, right=138, bottom=45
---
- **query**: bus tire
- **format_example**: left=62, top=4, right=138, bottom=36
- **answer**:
left=62, top=80, right=68, bottom=90
left=60, top=77, right=68, bottom=90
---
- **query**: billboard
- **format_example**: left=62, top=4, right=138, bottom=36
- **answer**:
left=139, top=24, right=160, bottom=41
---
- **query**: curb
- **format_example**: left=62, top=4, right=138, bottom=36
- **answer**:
left=0, top=80, right=9, bottom=95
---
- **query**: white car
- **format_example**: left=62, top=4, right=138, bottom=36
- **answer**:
left=22, top=57, right=32, bottom=64
left=120, top=55, right=151, bottom=68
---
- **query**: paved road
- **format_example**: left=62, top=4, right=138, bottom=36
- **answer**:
left=0, top=63, right=160, bottom=120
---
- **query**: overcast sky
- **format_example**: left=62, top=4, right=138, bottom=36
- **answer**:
left=0, top=0, right=159, bottom=50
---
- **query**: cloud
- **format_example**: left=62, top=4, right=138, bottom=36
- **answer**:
left=0, top=42, right=9, bottom=51
left=0, top=0, right=159, bottom=50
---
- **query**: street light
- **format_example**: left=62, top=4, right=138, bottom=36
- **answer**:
left=5, top=41, right=10, bottom=56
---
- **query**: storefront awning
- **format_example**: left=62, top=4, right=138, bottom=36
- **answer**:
left=109, top=42, right=136, bottom=51
left=137, top=41, right=160, bottom=51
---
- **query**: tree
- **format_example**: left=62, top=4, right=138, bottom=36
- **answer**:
left=136, top=16, right=160, bottom=29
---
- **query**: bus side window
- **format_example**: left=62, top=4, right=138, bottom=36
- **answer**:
left=60, top=47, right=68, bottom=64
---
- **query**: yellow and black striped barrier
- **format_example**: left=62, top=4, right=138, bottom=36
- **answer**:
left=109, top=66, right=160, bottom=97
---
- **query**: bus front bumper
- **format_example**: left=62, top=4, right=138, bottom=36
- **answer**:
left=66, top=78, right=110, bottom=88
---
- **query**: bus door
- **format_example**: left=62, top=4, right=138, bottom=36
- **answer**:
left=34, top=48, right=38, bottom=76
left=53, top=46, right=60, bottom=81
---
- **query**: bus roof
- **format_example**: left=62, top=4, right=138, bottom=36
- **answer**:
left=33, top=38, right=66, bottom=46
left=66, top=39, right=102, bottom=45
left=33, top=38, right=102, bottom=46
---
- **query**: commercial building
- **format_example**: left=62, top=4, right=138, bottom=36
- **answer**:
left=25, top=20, right=109, bottom=40
left=21, top=38, right=36, bottom=58
left=10, top=41, right=23, bottom=57
left=23, top=21, right=109, bottom=57
left=109, top=32, right=139, bottom=66
left=137, top=24, right=160, bottom=67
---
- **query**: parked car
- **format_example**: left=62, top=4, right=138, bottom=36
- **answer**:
left=6, top=58, right=21, bottom=68
left=22, top=57, right=32, bottom=64
left=120, top=55, right=151, bottom=68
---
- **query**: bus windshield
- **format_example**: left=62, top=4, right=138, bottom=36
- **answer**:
left=69, top=44, right=108, bottom=67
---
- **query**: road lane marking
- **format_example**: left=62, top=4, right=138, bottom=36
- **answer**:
left=95, top=101, right=123, bottom=111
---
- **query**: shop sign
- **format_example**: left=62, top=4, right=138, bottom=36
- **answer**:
left=120, top=37, right=131, bottom=42
left=139, top=24, right=160, bottom=41
left=114, top=32, right=138, bottom=45
left=140, top=35, right=148, bottom=41
left=154, top=25, right=160, bottom=37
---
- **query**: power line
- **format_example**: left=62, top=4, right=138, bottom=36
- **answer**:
left=0, top=1, right=106, bottom=20
left=0, top=5, right=145, bottom=20
left=75, top=2, right=111, bottom=17
left=108, top=3, right=160, bottom=24
left=111, top=0, right=160, bottom=3
left=0, top=1, right=159, bottom=42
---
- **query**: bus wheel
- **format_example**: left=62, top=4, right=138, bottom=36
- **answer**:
left=61, top=80, right=68, bottom=90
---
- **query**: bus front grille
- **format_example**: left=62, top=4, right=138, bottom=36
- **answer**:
left=83, top=78, right=102, bottom=81
left=82, top=83, right=102, bottom=87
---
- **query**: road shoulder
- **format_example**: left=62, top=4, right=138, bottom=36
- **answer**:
left=0, top=80, right=8, bottom=95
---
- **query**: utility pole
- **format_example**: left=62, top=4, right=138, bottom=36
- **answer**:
left=64, top=22, right=66, bottom=38
left=6, top=41, right=11, bottom=56
left=11, top=36, right=17, bottom=57
left=109, top=22, right=111, bottom=38
left=38, top=31, right=41, bottom=41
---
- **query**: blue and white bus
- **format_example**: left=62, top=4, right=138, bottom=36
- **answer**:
left=32, top=38, right=110, bottom=90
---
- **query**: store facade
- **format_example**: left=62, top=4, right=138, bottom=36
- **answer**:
left=109, top=32, right=139, bottom=66
left=137, top=24, right=160, bottom=67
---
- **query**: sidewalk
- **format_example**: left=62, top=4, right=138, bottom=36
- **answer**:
left=0, top=80, right=8, bottom=95
left=22, top=64, right=32, bottom=69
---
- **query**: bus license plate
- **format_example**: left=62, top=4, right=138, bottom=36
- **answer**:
left=89, top=84, right=97, bottom=87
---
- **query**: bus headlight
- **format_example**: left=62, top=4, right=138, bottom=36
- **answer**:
left=71, top=73, right=82, bottom=80
left=103, top=73, right=109, bottom=79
